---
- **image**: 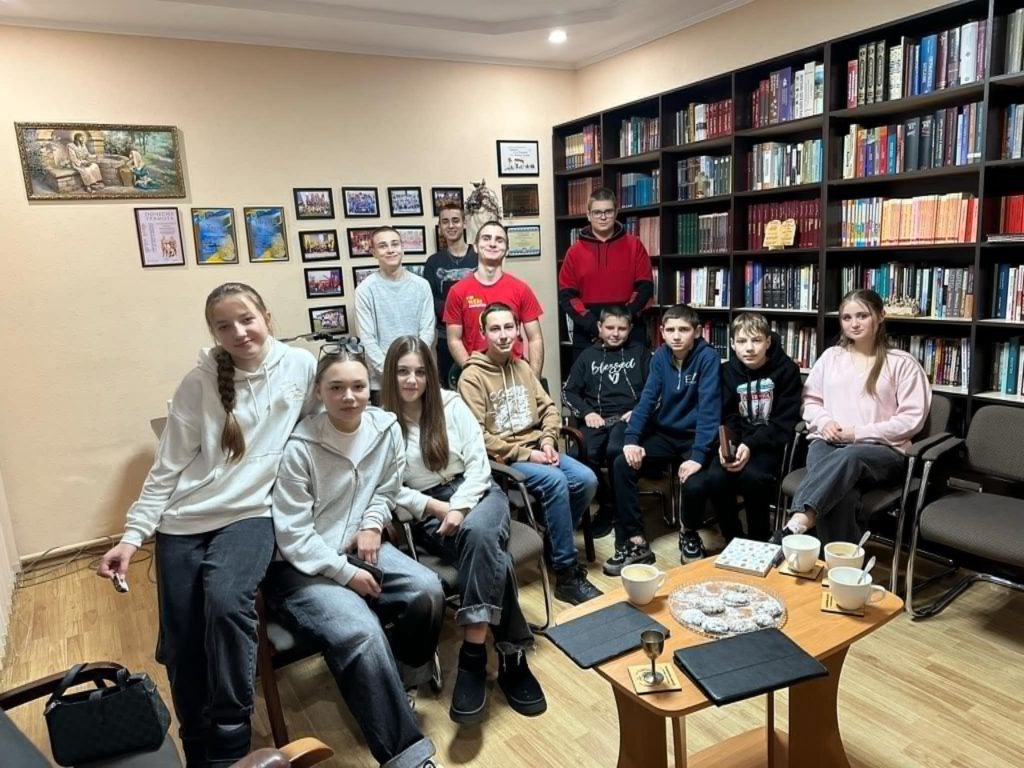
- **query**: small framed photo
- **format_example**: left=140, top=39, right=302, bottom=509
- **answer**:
left=309, top=305, right=348, bottom=334
left=192, top=207, right=239, bottom=265
left=135, top=207, right=185, bottom=268
left=406, top=263, right=426, bottom=278
left=244, top=206, right=289, bottom=262
left=304, top=266, right=344, bottom=298
left=342, top=186, right=380, bottom=217
left=388, top=186, right=423, bottom=217
left=352, top=265, right=377, bottom=286
left=299, top=229, right=339, bottom=262
left=431, top=186, right=464, bottom=216
left=347, top=226, right=377, bottom=257
left=293, top=188, right=335, bottom=219
left=497, top=140, right=540, bottom=177
left=397, top=225, right=427, bottom=255
left=506, top=224, right=541, bottom=258
left=501, top=184, right=540, bottom=217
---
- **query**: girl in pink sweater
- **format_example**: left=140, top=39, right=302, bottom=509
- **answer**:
left=773, top=289, right=931, bottom=545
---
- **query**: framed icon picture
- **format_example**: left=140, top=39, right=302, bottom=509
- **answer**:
left=387, top=186, right=423, bottom=217
left=308, top=305, right=348, bottom=334
left=243, top=206, right=289, bottom=262
left=192, top=207, right=239, bottom=264
left=299, top=229, right=339, bottom=262
left=304, top=266, right=344, bottom=298
left=293, top=188, right=335, bottom=219
left=347, top=226, right=376, bottom=257
left=431, top=186, right=464, bottom=216
left=396, top=225, right=427, bottom=255
left=135, top=207, right=185, bottom=268
left=342, top=186, right=380, bottom=217
left=506, top=224, right=541, bottom=258
left=496, top=139, right=540, bottom=177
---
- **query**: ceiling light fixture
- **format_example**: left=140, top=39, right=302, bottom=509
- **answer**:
left=548, top=29, right=567, bottom=44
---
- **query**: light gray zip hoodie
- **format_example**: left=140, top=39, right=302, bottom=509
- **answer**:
left=272, top=407, right=404, bottom=586
left=121, top=338, right=317, bottom=547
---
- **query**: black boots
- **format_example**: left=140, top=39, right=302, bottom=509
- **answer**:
left=450, top=641, right=488, bottom=724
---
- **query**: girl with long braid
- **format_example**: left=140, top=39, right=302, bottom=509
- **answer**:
left=98, top=283, right=317, bottom=768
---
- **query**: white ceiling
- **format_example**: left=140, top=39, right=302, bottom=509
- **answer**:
left=0, top=0, right=753, bottom=69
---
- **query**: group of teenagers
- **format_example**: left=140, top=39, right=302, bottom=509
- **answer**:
left=95, top=186, right=933, bottom=768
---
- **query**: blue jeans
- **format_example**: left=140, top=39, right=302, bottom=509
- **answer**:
left=510, top=453, right=597, bottom=571
left=263, top=544, right=444, bottom=768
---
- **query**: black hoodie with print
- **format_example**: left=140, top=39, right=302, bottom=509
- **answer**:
left=721, top=332, right=802, bottom=454
left=562, top=341, right=650, bottom=420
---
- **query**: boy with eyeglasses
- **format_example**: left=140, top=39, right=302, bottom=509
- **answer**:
left=558, top=188, right=655, bottom=359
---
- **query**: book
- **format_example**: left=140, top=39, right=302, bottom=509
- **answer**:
left=714, top=538, right=784, bottom=577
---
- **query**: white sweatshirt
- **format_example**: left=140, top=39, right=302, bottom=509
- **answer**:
left=395, top=390, right=492, bottom=519
left=121, top=338, right=317, bottom=546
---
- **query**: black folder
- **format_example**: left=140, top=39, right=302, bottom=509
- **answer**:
left=672, top=628, right=827, bottom=706
left=547, top=601, right=671, bottom=669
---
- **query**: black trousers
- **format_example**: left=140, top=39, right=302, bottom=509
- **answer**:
left=704, top=450, right=783, bottom=542
left=579, top=420, right=628, bottom=508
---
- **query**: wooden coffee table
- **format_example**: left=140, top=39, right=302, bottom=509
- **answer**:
left=558, top=558, right=903, bottom=768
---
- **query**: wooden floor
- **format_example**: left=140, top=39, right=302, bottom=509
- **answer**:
left=3, top=516, right=1023, bottom=767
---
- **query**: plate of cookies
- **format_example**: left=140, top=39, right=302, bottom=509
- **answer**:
left=668, top=579, right=787, bottom=638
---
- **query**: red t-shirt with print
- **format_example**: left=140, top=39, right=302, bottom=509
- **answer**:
left=443, top=272, right=544, bottom=358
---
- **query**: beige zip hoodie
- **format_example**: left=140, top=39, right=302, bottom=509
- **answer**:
left=457, top=351, right=560, bottom=463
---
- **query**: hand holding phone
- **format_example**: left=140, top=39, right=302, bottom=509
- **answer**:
left=719, top=425, right=737, bottom=463
left=347, top=554, right=384, bottom=585
left=111, top=573, right=129, bottom=594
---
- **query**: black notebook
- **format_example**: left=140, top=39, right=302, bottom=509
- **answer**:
left=672, top=628, right=827, bottom=706
left=547, top=601, right=671, bottom=669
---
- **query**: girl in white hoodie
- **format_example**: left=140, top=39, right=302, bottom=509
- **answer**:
left=381, top=336, right=545, bottom=726
left=97, top=283, right=318, bottom=767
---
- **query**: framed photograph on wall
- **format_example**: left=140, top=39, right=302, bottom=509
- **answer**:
left=309, top=305, right=348, bottom=334
left=192, top=207, right=239, bottom=265
left=134, top=207, right=185, bottom=268
left=387, top=186, right=423, bottom=217
left=342, top=187, right=380, bottom=217
left=15, top=122, right=185, bottom=201
left=501, top=184, right=540, bottom=217
left=304, top=266, right=344, bottom=298
left=352, top=265, right=377, bottom=286
left=299, top=229, right=339, bottom=262
left=431, top=186, right=464, bottom=216
left=244, top=206, right=289, bottom=262
left=496, top=139, right=540, bottom=177
left=347, top=227, right=376, bottom=257
left=293, top=188, right=335, bottom=219
left=506, top=224, right=541, bottom=258
left=397, top=225, right=427, bottom=255
left=406, top=263, right=426, bottom=278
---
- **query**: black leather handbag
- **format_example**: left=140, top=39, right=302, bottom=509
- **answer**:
left=43, top=663, right=171, bottom=766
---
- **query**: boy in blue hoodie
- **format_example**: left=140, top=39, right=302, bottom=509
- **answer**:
left=606, top=304, right=721, bottom=574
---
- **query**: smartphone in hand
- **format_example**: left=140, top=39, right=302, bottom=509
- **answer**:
left=719, top=425, right=738, bottom=463
left=347, top=555, right=384, bottom=585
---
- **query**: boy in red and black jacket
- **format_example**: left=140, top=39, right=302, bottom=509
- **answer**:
left=558, top=188, right=654, bottom=358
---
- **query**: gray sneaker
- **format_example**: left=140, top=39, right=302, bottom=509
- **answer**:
left=602, top=541, right=656, bottom=576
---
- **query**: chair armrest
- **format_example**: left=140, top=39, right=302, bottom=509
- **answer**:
left=906, top=431, right=952, bottom=458
left=921, top=436, right=964, bottom=463
left=232, top=749, right=289, bottom=768
left=490, top=460, right=527, bottom=485
left=279, top=737, right=334, bottom=768
left=560, top=425, right=584, bottom=447
left=0, top=662, right=126, bottom=711
left=794, top=421, right=807, bottom=435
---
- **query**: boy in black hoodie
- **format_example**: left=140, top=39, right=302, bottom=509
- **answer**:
left=561, top=307, right=650, bottom=536
left=709, top=312, right=801, bottom=542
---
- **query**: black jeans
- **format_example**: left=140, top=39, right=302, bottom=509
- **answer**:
left=580, top=420, right=628, bottom=508
left=154, top=518, right=275, bottom=744
left=612, top=432, right=708, bottom=545
left=705, top=450, right=783, bottom=542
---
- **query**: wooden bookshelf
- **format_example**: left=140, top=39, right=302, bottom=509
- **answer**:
left=552, top=0, right=1024, bottom=425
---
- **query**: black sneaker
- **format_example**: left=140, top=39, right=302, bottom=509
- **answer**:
left=554, top=567, right=603, bottom=605
left=602, top=541, right=656, bottom=576
left=588, top=506, right=615, bottom=538
left=768, top=527, right=788, bottom=546
left=679, top=530, right=707, bottom=564
left=498, top=651, right=547, bottom=716
left=449, top=643, right=488, bottom=724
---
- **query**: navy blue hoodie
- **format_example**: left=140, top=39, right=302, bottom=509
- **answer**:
left=624, top=337, right=722, bottom=465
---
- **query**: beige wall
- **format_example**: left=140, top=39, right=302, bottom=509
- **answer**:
left=573, top=0, right=951, bottom=115
left=0, top=26, right=574, bottom=556
left=0, top=467, right=19, bottom=667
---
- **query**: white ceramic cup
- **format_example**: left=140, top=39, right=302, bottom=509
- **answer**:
left=621, top=564, right=666, bottom=606
left=782, top=534, right=821, bottom=573
left=824, top=541, right=865, bottom=572
left=829, top=566, right=887, bottom=610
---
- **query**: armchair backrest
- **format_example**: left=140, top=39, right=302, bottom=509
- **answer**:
left=965, top=405, right=1024, bottom=482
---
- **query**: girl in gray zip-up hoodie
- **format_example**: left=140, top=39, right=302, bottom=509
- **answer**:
left=266, top=349, right=445, bottom=768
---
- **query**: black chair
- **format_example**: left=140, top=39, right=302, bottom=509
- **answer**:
left=904, top=405, right=1024, bottom=618
left=778, top=394, right=953, bottom=593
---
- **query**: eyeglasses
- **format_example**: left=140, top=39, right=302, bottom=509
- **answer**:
left=318, top=336, right=364, bottom=361
left=589, top=209, right=616, bottom=219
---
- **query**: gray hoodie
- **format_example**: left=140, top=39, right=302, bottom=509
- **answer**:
left=272, top=407, right=404, bottom=586
left=122, top=337, right=317, bottom=547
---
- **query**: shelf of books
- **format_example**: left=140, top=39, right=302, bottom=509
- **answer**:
left=550, top=0, right=1024, bottom=423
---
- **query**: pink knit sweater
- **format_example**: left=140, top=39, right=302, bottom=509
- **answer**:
left=802, top=346, right=931, bottom=452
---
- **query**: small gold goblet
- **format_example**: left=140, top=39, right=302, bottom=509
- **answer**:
left=639, top=629, right=666, bottom=686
